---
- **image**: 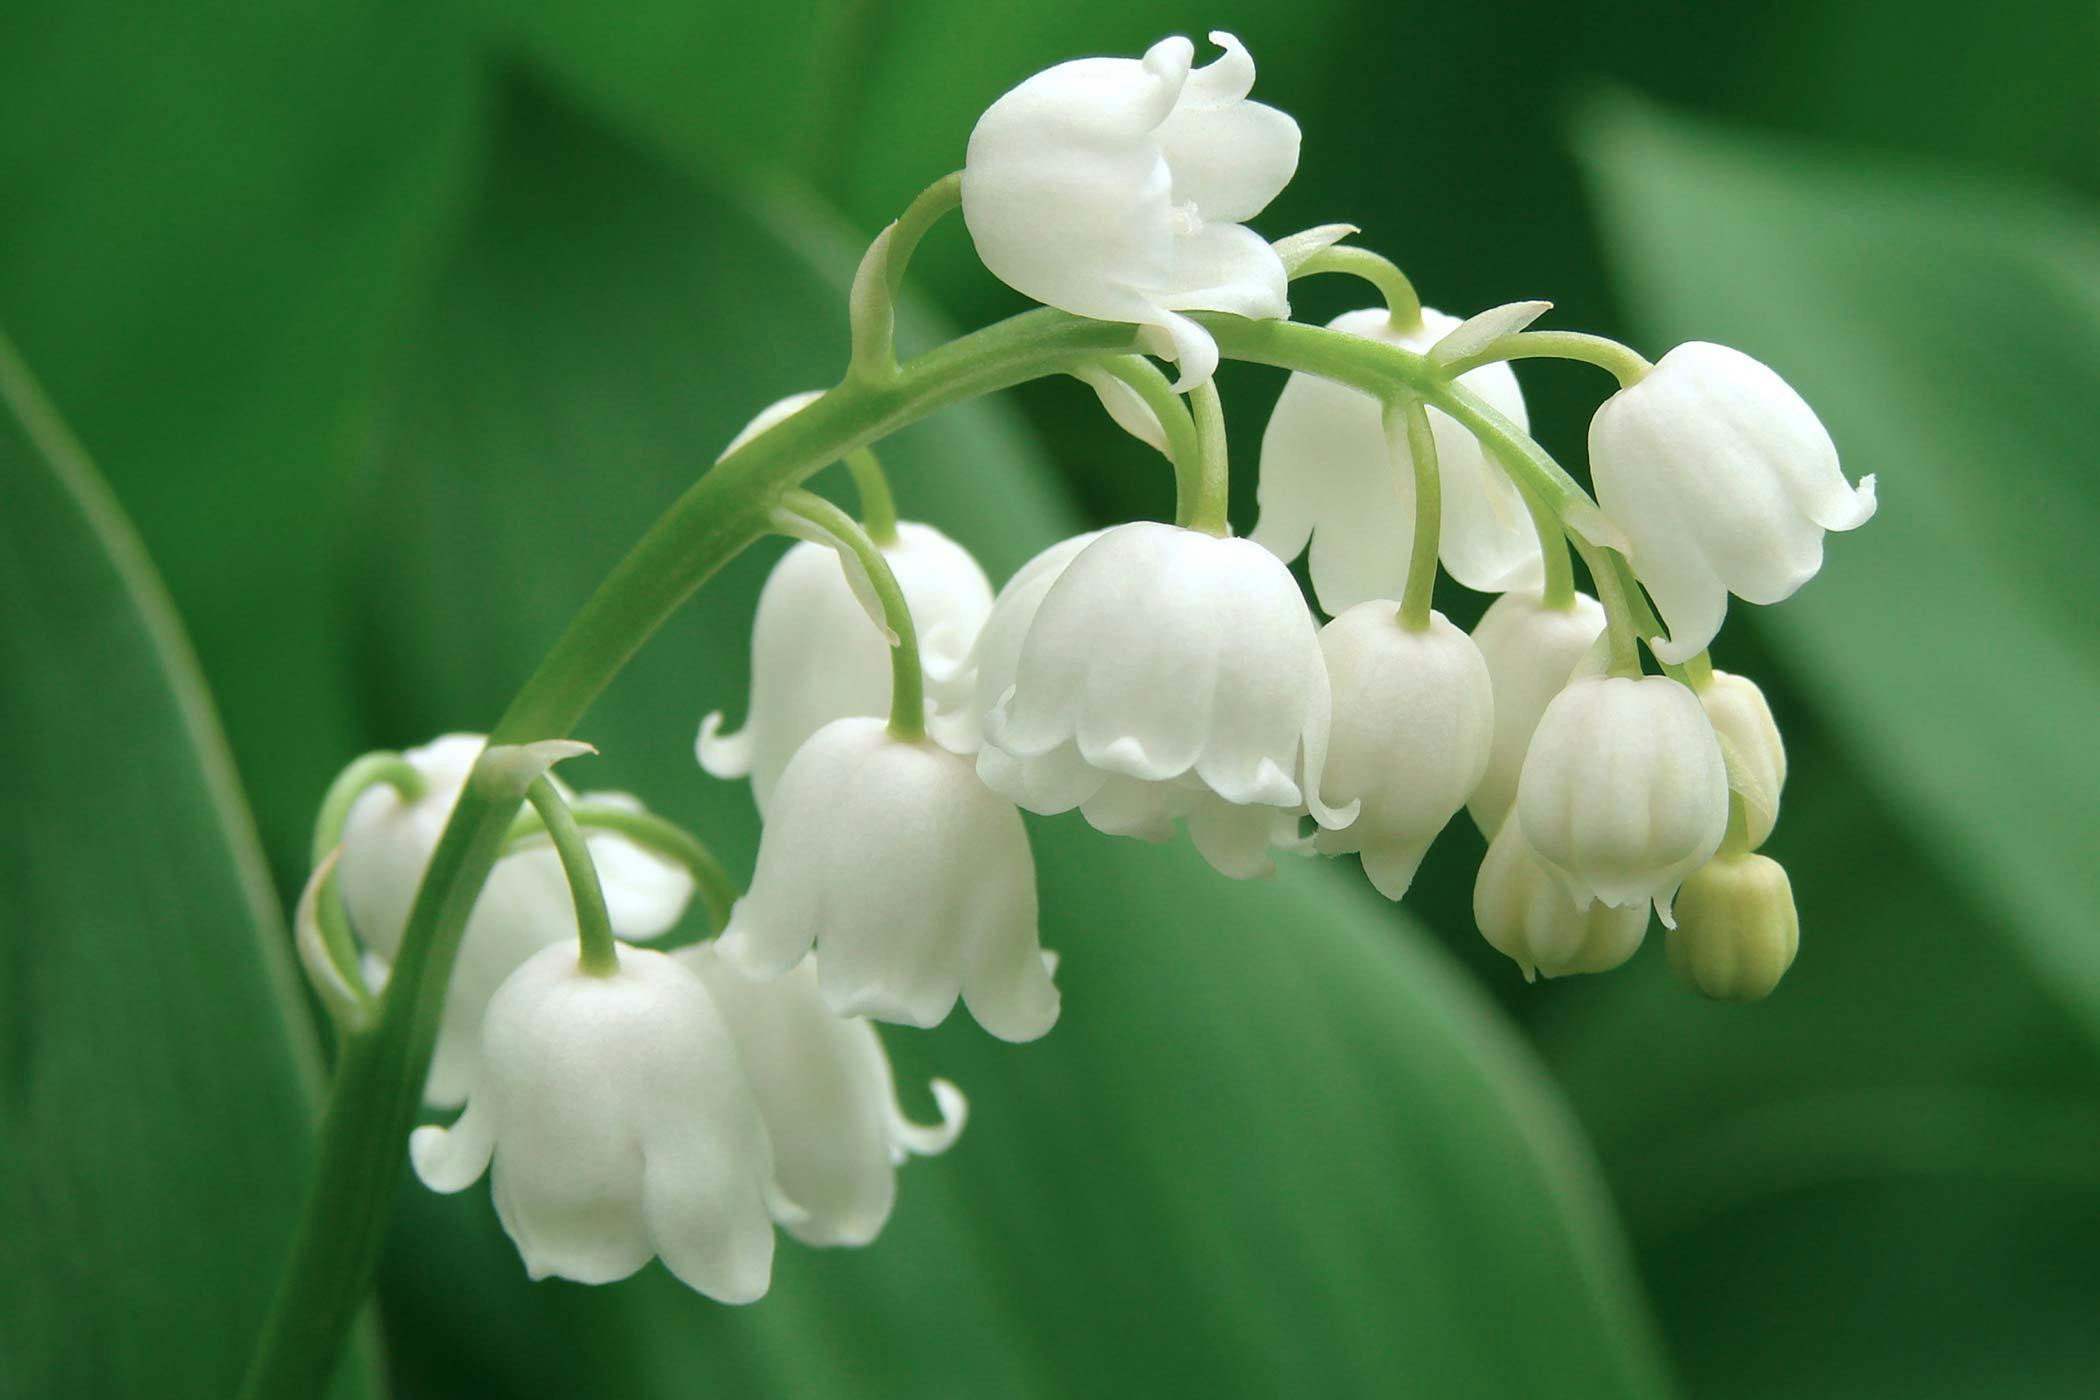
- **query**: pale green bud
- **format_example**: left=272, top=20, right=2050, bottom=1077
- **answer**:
left=1666, top=852, right=1800, bottom=1001
left=1698, top=670, right=1786, bottom=850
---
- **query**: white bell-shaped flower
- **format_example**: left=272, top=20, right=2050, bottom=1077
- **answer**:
left=337, top=734, right=694, bottom=1108
left=699, top=522, right=993, bottom=812
left=680, top=945, right=965, bottom=1248
left=962, top=31, right=1299, bottom=390
left=1313, top=603, right=1494, bottom=899
left=1466, top=588, right=1608, bottom=838
left=1473, top=818, right=1649, bottom=980
left=1589, top=341, right=1876, bottom=663
left=976, top=521, right=1354, bottom=878
left=1516, top=674, right=1729, bottom=923
left=410, top=942, right=785, bottom=1303
left=718, top=716, right=1058, bottom=1042
left=1252, top=307, right=1540, bottom=613
left=1697, top=669, right=1787, bottom=850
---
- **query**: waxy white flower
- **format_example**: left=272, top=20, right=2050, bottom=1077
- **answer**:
left=410, top=942, right=785, bottom=1303
left=1252, top=307, right=1540, bottom=614
left=976, top=522, right=1353, bottom=879
left=718, top=716, right=1058, bottom=1042
left=1516, top=675, right=1729, bottom=923
left=1590, top=342, right=1877, bottom=663
left=1314, top=603, right=1494, bottom=899
left=337, top=735, right=694, bottom=1108
left=699, top=522, right=993, bottom=812
left=1473, top=819, right=1649, bottom=981
left=1466, top=588, right=1608, bottom=838
left=963, top=31, right=1299, bottom=390
left=1697, top=669, right=1787, bottom=850
left=681, top=945, right=966, bottom=1248
left=1667, top=851, right=1800, bottom=1001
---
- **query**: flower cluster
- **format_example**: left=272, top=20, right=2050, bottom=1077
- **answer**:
left=304, top=29, right=1874, bottom=1313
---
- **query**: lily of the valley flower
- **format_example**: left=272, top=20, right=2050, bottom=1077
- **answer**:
left=681, top=945, right=966, bottom=1248
left=976, top=521, right=1354, bottom=878
left=963, top=31, right=1299, bottom=390
left=336, top=734, right=694, bottom=1108
left=718, top=716, right=1059, bottom=1042
left=1466, top=588, right=1607, bottom=838
left=1667, top=851, right=1800, bottom=1000
left=1473, top=818, right=1649, bottom=981
left=1252, top=307, right=1540, bottom=613
left=1516, top=675, right=1729, bottom=923
left=410, top=942, right=787, bottom=1303
left=1697, top=669, right=1787, bottom=850
left=1314, top=604, right=1494, bottom=899
left=1589, top=341, right=1876, bottom=663
left=699, top=521, right=993, bottom=812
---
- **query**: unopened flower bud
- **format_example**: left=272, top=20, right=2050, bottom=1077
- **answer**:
left=1666, top=852, right=1799, bottom=1000
left=1516, top=674, right=1729, bottom=923
left=1465, top=587, right=1607, bottom=838
left=1697, top=669, right=1786, bottom=849
left=1473, top=819, right=1648, bottom=980
left=1589, top=342, right=1876, bottom=663
left=963, top=32, right=1299, bottom=390
left=1314, top=604, right=1494, bottom=899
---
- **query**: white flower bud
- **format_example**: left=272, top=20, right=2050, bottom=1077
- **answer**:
left=1473, top=819, right=1648, bottom=980
left=1516, top=675, right=1729, bottom=923
left=1313, top=604, right=1494, bottom=899
left=698, top=522, right=993, bottom=812
left=409, top=942, right=784, bottom=1303
left=962, top=32, right=1299, bottom=390
left=1589, top=342, right=1876, bottom=663
left=680, top=946, right=965, bottom=1249
left=719, top=717, right=1057, bottom=1042
left=976, top=521, right=1354, bottom=879
left=1667, top=851, right=1800, bottom=1000
left=337, top=734, right=694, bottom=1108
left=1466, top=588, right=1607, bottom=839
left=1697, top=669, right=1787, bottom=849
left=1251, top=306, right=1539, bottom=613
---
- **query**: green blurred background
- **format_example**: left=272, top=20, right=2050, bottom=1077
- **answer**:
left=4, top=1, right=2097, bottom=1396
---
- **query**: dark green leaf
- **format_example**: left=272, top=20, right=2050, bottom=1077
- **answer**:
left=0, top=336, right=376, bottom=1397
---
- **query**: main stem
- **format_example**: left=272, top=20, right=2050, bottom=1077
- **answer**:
left=240, top=298, right=1602, bottom=1399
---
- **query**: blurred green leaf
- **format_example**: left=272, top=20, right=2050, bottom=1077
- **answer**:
left=1575, top=94, right=2100, bottom=1045
left=0, top=337, right=375, bottom=1397
left=358, top=82, right=1675, bottom=1399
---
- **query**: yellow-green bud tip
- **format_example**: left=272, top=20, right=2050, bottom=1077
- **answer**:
left=1666, top=851, right=1799, bottom=1001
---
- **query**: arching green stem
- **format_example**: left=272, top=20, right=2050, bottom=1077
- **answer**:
left=842, top=446, right=899, bottom=544
left=1390, top=396, right=1441, bottom=631
left=1517, top=478, right=1577, bottom=610
left=1080, top=355, right=1203, bottom=522
left=524, top=777, right=618, bottom=976
left=1292, top=245, right=1424, bottom=329
left=1184, top=378, right=1232, bottom=536
left=503, top=802, right=741, bottom=934
left=776, top=489, right=925, bottom=740
left=311, top=752, right=425, bottom=867
left=1441, top=330, right=1652, bottom=387
left=1571, top=536, right=1644, bottom=678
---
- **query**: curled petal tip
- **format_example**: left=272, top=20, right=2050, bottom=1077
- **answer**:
left=891, top=1078, right=969, bottom=1159
left=696, top=711, right=756, bottom=780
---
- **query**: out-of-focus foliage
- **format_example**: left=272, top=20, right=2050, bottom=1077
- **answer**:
left=0, top=0, right=2095, bottom=1396
left=0, top=343, right=375, bottom=1398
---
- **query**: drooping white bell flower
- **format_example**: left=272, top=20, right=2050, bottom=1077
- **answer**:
left=680, top=945, right=965, bottom=1248
left=337, top=734, right=695, bottom=1108
left=718, top=716, right=1058, bottom=1042
left=1466, top=588, right=1608, bottom=838
left=410, top=942, right=786, bottom=1303
left=1697, top=669, right=1787, bottom=850
left=1251, top=307, right=1540, bottom=614
left=962, top=31, right=1299, bottom=390
left=698, top=522, right=993, bottom=812
left=1473, top=818, right=1649, bottom=981
left=1313, top=603, right=1494, bottom=899
left=1667, top=851, right=1799, bottom=1001
left=1515, top=674, right=1729, bottom=923
left=976, top=521, right=1354, bottom=878
left=1589, top=342, right=1876, bottom=663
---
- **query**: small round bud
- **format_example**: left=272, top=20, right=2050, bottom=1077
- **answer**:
left=1474, top=819, right=1648, bottom=981
left=1666, top=852, right=1800, bottom=1001
left=1697, top=670, right=1786, bottom=850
